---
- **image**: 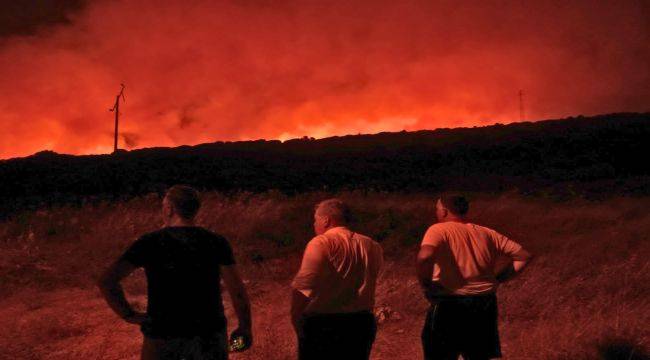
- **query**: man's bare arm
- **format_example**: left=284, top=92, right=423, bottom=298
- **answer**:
left=290, top=289, right=310, bottom=337
left=290, top=239, right=327, bottom=336
left=221, top=264, right=253, bottom=346
left=496, top=248, right=533, bottom=283
left=416, top=245, right=445, bottom=301
left=416, top=245, right=435, bottom=288
left=97, top=259, right=147, bottom=324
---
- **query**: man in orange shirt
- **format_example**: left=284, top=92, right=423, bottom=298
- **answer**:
left=291, top=198, right=384, bottom=360
left=417, top=194, right=532, bottom=360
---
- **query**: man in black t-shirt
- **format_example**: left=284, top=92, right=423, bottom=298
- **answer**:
left=99, top=185, right=252, bottom=359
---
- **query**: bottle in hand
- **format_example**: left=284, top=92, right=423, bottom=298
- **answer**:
left=228, top=335, right=249, bottom=353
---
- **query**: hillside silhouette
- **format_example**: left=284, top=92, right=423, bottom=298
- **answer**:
left=1, top=112, right=648, bottom=216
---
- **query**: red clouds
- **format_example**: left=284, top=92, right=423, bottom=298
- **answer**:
left=0, top=0, right=648, bottom=159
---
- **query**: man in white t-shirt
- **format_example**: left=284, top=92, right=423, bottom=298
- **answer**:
left=416, top=194, right=532, bottom=360
left=291, top=198, right=384, bottom=360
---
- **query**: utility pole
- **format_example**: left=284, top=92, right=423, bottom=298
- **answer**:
left=519, top=89, right=525, bottom=121
left=109, top=84, right=126, bottom=153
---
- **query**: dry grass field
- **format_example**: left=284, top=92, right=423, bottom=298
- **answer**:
left=1, top=191, right=648, bottom=359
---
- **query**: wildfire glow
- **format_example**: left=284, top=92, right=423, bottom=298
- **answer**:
left=0, top=0, right=648, bottom=159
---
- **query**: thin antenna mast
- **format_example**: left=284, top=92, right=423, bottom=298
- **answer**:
left=519, top=89, right=525, bottom=121
left=109, top=84, right=126, bottom=153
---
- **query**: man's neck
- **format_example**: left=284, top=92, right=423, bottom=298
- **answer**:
left=324, top=223, right=347, bottom=233
left=440, top=216, right=466, bottom=224
left=166, top=217, right=195, bottom=227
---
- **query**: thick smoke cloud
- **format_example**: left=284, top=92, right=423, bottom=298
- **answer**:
left=0, top=0, right=648, bottom=159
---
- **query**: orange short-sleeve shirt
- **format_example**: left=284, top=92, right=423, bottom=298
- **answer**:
left=292, top=227, right=384, bottom=314
left=421, top=222, right=523, bottom=295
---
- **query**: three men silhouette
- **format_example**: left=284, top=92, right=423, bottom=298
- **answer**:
left=99, top=187, right=531, bottom=360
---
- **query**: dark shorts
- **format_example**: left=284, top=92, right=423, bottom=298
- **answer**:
left=299, top=311, right=377, bottom=360
left=421, top=294, right=501, bottom=360
left=141, top=331, right=228, bottom=360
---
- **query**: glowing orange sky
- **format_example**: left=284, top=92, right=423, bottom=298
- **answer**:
left=0, top=1, right=648, bottom=159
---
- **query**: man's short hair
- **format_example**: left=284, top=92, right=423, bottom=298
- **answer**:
left=439, top=193, right=469, bottom=216
left=315, top=198, right=350, bottom=224
left=165, top=185, right=201, bottom=219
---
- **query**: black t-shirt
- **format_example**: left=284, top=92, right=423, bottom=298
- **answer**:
left=120, top=226, right=235, bottom=338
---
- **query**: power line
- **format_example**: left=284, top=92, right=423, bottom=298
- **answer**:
left=109, top=84, right=126, bottom=153
left=519, top=89, right=525, bottom=121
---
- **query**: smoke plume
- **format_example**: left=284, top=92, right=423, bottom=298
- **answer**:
left=0, top=0, right=648, bottom=158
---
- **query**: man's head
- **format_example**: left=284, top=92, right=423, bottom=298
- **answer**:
left=162, top=185, right=201, bottom=225
left=436, top=194, right=469, bottom=222
left=313, top=198, right=350, bottom=235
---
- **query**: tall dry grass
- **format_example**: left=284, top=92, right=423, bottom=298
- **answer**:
left=0, top=191, right=648, bottom=359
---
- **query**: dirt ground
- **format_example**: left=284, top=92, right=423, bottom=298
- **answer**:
left=1, top=192, right=649, bottom=359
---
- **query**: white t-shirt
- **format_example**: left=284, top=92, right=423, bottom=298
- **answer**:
left=421, top=221, right=523, bottom=295
left=292, top=226, right=384, bottom=314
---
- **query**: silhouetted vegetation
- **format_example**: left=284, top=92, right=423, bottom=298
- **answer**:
left=1, top=112, right=649, bottom=217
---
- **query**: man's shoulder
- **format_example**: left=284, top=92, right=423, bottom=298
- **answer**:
left=425, top=222, right=458, bottom=234
left=467, top=223, right=501, bottom=236
left=366, top=235, right=384, bottom=256
left=144, top=227, right=229, bottom=244
left=188, top=227, right=232, bottom=249
left=166, top=226, right=227, bottom=238
left=307, top=231, right=344, bottom=251
left=354, top=231, right=380, bottom=246
left=422, top=222, right=473, bottom=246
left=194, top=226, right=227, bottom=240
left=428, top=221, right=492, bottom=233
left=137, top=228, right=166, bottom=242
left=307, top=234, right=329, bottom=246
